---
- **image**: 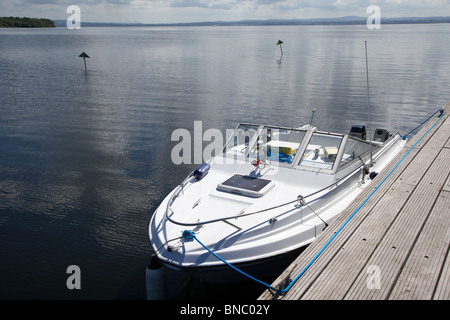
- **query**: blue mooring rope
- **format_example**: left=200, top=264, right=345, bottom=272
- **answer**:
left=401, top=108, right=444, bottom=140
left=182, top=230, right=277, bottom=292
left=182, top=108, right=445, bottom=296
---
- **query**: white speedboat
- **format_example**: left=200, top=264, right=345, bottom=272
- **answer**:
left=148, top=121, right=406, bottom=288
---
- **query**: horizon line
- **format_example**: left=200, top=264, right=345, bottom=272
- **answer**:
left=54, top=15, right=450, bottom=27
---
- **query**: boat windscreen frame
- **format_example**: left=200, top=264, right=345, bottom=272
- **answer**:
left=221, top=124, right=310, bottom=168
left=221, top=123, right=261, bottom=160
left=334, top=134, right=384, bottom=172
left=253, top=125, right=309, bottom=167
left=293, top=130, right=346, bottom=173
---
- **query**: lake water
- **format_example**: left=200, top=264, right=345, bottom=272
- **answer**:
left=0, top=24, right=449, bottom=299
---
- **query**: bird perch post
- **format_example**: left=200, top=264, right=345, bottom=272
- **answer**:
left=79, top=52, right=90, bottom=72
left=276, top=40, right=284, bottom=57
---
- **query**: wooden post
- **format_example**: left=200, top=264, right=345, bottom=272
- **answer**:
left=276, top=40, right=284, bottom=57
left=78, top=52, right=90, bottom=72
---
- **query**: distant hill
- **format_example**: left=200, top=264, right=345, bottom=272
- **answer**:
left=0, top=17, right=55, bottom=28
left=53, top=16, right=450, bottom=27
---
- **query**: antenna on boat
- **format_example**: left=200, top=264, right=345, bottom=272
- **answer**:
left=365, top=41, right=374, bottom=166
left=310, top=108, right=316, bottom=125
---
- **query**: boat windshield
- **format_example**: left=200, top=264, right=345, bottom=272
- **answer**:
left=222, top=124, right=307, bottom=165
left=251, top=126, right=306, bottom=165
left=338, top=136, right=374, bottom=168
left=222, top=123, right=378, bottom=171
left=299, top=132, right=344, bottom=170
left=223, top=124, right=259, bottom=159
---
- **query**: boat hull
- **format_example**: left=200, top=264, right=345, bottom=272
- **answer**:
left=158, top=244, right=306, bottom=288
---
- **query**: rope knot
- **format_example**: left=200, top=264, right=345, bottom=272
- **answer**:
left=182, top=230, right=195, bottom=240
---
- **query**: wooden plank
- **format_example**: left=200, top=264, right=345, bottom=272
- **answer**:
left=443, top=174, right=450, bottom=193
left=300, top=180, right=415, bottom=300
left=344, top=147, right=450, bottom=300
left=389, top=189, right=450, bottom=299
left=433, top=242, right=450, bottom=300
left=445, top=136, right=450, bottom=149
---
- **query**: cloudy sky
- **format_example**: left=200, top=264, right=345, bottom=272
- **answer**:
left=1, top=0, right=449, bottom=24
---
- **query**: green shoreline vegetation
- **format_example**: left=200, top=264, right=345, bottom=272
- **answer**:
left=0, top=17, right=55, bottom=28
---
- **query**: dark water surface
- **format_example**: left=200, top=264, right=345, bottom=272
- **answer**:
left=0, top=24, right=449, bottom=299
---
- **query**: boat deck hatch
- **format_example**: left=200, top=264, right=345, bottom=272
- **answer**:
left=217, top=174, right=275, bottom=198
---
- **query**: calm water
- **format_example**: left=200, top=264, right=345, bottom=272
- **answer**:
left=0, top=24, right=449, bottom=299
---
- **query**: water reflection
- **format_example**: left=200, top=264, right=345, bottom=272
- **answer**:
left=0, top=24, right=448, bottom=299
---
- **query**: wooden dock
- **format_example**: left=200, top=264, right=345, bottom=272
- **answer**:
left=259, top=102, right=450, bottom=300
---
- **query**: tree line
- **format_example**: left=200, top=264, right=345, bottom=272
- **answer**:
left=0, top=17, right=55, bottom=28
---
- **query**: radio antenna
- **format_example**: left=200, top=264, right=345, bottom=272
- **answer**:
left=310, top=108, right=316, bottom=125
left=365, top=41, right=374, bottom=166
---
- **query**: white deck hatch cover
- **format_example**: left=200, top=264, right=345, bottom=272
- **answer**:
left=217, top=174, right=275, bottom=197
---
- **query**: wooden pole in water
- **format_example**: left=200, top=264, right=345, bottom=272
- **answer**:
left=79, top=52, right=90, bottom=72
left=276, top=40, right=284, bottom=57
